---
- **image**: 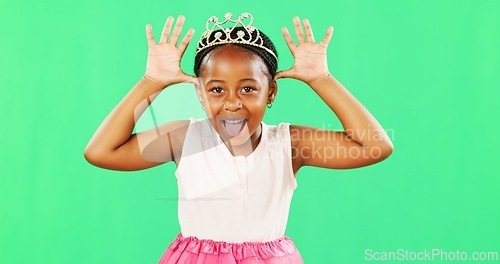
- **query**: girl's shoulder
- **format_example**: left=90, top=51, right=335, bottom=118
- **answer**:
left=264, top=121, right=302, bottom=178
left=265, top=121, right=294, bottom=143
left=265, top=122, right=300, bottom=156
left=159, top=119, right=191, bottom=165
left=264, top=121, right=290, bottom=132
left=169, top=117, right=214, bottom=164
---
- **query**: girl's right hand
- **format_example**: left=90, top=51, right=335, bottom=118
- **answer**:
left=144, top=15, right=197, bottom=87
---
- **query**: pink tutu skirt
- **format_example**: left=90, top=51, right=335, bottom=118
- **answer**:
left=158, top=232, right=304, bottom=264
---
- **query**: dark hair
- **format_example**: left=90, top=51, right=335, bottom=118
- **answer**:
left=194, top=26, right=278, bottom=80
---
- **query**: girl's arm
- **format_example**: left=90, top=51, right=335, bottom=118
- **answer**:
left=84, top=15, right=196, bottom=171
left=276, top=17, right=393, bottom=171
left=291, top=73, right=393, bottom=170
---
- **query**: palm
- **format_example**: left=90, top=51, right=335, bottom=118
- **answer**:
left=146, top=42, right=184, bottom=81
left=144, top=16, right=196, bottom=86
left=287, top=43, right=327, bottom=80
left=275, top=17, right=334, bottom=84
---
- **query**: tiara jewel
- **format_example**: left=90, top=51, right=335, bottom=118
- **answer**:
left=196, top=12, right=277, bottom=59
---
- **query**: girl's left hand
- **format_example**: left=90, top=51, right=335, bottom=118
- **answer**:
left=275, top=17, right=334, bottom=85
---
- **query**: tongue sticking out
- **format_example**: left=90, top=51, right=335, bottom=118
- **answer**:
left=223, top=120, right=246, bottom=137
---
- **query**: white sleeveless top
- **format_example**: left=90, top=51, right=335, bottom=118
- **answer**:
left=174, top=117, right=298, bottom=243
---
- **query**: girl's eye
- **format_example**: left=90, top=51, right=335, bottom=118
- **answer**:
left=211, top=87, right=223, bottom=93
left=242, top=87, right=255, bottom=93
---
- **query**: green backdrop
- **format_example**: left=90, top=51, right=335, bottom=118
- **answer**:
left=1, top=0, right=499, bottom=263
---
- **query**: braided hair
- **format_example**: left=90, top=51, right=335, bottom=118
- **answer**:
left=194, top=26, right=278, bottom=82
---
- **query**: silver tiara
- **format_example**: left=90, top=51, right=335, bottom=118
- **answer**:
left=196, top=12, right=277, bottom=59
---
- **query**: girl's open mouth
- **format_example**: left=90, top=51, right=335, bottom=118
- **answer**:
left=222, top=119, right=247, bottom=137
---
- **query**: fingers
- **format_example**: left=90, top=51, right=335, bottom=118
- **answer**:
left=184, top=75, right=199, bottom=85
left=178, top=28, right=195, bottom=53
left=145, top=24, right=155, bottom=47
left=274, top=71, right=282, bottom=81
left=274, top=68, right=296, bottom=81
left=160, top=16, right=174, bottom=44
left=151, top=15, right=195, bottom=49
left=281, top=27, right=296, bottom=54
left=302, top=19, right=315, bottom=43
left=169, top=15, right=185, bottom=45
left=292, top=16, right=306, bottom=44
left=274, top=70, right=288, bottom=81
left=176, top=73, right=199, bottom=84
left=320, top=26, right=334, bottom=46
left=288, top=17, right=317, bottom=44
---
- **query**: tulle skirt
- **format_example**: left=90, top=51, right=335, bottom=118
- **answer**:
left=158, top=232, right=304, bottom=264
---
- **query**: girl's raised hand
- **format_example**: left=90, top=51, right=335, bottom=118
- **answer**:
left=275, top=17, right=334, bottom=85
left=144, top=15, right=197, bottom=86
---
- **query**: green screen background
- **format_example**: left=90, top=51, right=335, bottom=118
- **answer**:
left=1, top=0, right=499, bottom=263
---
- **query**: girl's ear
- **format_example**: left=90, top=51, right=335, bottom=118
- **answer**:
left=268, top=80, right=278, bottom=103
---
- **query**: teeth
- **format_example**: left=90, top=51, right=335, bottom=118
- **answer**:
left=225, top=119, right=245, bottom=124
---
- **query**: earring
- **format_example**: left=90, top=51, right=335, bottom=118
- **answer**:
left=267, top=102, right=273, bottom=109
left=202, top=105, right=205, bottom=110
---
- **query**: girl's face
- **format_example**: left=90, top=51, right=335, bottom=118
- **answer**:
left=197, top=45, right=277, bottom=147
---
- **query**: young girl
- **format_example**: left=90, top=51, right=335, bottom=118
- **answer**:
left=84, top=12, right=393, bottom=263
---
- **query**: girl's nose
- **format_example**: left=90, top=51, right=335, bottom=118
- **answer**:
left=224, top=94, right=242, bottom=111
